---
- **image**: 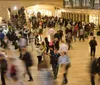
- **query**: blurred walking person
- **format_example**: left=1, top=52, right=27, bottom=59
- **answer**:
left=50, top=49, right=60, bottom=79
left=0, top=31, right=6, bottom=48
left=19, top=47, right=33, bottom=81
left=44, top=37, right=49, bottom=54
left=0, top=54, right=8, bottom=85
left=65, top=32, right=72, bottom=50
left=90, top=57, right=100, bottom=85
left=58, top=51, right=70, bottom=85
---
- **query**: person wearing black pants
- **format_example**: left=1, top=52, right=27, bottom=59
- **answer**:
left=37, top=56, right=42, bottom=64
left=0, top=39, right=6, bottom=48
left=44, top=37, right=49, bottom=54
left=90, top=57, right=99, bottom=85
left=91, top=75, right=95, bottom=85
left=79, top=35, right=84, bottom=41
left=1, top=70, right=6, bottom=85
left=25, top=66, right=33, bottom=81
left=20, top=48, right=33, bottom=81
left=90, top=47, right=96, bottom=57
left=50, top=49, right=60, bottom=79
left=89, top=37, right=97, bottom=57
left=52, top=64, right=59, bottom=79
left=0, top=54, right=7, bottom=85
left=79, top=28, right=84, bottom=41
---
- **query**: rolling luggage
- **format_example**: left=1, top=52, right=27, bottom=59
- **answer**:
left=38, top=61, right=48, bottom=70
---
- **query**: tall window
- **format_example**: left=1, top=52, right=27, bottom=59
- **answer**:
left=95, top=0, right=99, bottom=3
left=64, top=0, right=71, bottom=7
left=82, top=0, right=90, bottom=6
left=73, top=0, right=80, bottom=6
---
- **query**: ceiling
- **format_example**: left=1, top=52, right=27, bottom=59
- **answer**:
left=0, top=0, right=63, bottom=8
left=0, top=0, right=63, bottom=20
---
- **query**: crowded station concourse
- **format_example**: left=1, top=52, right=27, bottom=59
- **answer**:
left=0, top=1, right=100, bottom=85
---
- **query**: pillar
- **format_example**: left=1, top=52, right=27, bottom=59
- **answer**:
left=79, top=14, right=81, bottom=21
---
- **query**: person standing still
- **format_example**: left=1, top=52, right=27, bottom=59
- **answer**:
left=89, top=37, right=97, bottom=57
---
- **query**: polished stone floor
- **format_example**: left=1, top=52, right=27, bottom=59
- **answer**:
left=1, top=28, right=100, bottom=85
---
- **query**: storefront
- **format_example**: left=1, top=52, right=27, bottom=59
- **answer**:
left=25, top=4, right=66, bottom=19
left=25, top=5, right=55, bottom=19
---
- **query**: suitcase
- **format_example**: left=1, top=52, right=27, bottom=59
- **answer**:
left=38, top=61, right=48, bottom=70
left=90, top=32, right=94, bottom=36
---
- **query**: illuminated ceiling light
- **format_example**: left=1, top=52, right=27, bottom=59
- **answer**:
left=13, top=6, right=17, bottom=10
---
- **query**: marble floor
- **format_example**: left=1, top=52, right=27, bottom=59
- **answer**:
left=1, top=28, right=100, bottom=85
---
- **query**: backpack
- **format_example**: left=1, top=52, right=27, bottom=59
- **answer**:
left=49, top=41, right=53, bottom=46
left=10, top=65, right=17, bottom=77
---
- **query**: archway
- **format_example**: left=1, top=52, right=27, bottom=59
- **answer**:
left=0, top=7, right=9, bottom=21
left=25, top=4, right=66, bottom=19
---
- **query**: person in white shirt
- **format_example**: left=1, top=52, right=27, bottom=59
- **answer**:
left=36, top=44, right=44, bottom=64
left=79, top=28, right=84, bottom=41
left=59, top=42, right=68, bottom=53
left=58, top=51, right=70, bottom=85
left=19, top=37, right=27, bottom=48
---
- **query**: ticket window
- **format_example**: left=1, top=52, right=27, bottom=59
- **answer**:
left=89, top=15, right=98, bottom=26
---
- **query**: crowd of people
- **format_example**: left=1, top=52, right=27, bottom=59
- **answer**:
left=0, top=6, right=99, bottom=85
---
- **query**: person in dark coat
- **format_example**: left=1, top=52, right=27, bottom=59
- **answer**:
left=59, top=30, right=63, bottom=41
left=54, top=31, right=60, bottom=40
left=54, top=38, right=59, bottom=50
left=20, top=47, right=33, bottom=81
left=89, top=37, right=97, bottom=57
left=90, top=57, right=100, bottom=85
left=44, top=37, right=49, bottom=54
left=50, top=49, right=60, bottom=79
left=0, top=54, right=8, bottom=85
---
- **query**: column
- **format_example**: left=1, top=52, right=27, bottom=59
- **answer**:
left=66, top=13, right=68, bottom=19
left=77, top=14, right=79, bottom=21
left=74, top=13, right=76, bottom=21
left=69, top=13, right=70, bottom=19
left=80, top=14, right=82, bottom=21
left=82, top=14, right=84, bottom=21
left=76, top=14, right=78, bottom=21
left=85, top=14, right=88, bottom=22
left=73, top=13, right=75, bottom=21
left=70, top=13, right=72, bottom=20
left=68, top=13, right=70, bottom=19
left=79, top=13, right=81, bottom=21
left=72, top=13, right=73, bottom=21
left=98, top=14, right=100, bottom=26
